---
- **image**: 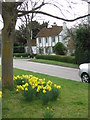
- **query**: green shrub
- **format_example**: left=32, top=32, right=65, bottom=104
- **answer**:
left=53, top=42, right=67, bottom=55
left=13, top=53, right=30, bottom=58
left=36, top=55, right=76, bottom=64
left=14, top=46, right=25, bottom=53
left=75, top=25, right=90, bottom=64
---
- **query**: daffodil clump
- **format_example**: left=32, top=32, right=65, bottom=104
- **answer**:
left=14, top=75, right=61, bottom=104
left=0, top=91, right=2, bottom=99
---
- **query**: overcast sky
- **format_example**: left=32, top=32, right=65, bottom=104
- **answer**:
left=0, top=0, right=89, bottom=30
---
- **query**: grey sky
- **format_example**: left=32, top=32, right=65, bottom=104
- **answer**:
left=0, top=0, right=89, bottom=30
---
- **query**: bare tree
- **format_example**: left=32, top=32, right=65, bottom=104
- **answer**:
left=0, top=0, right=90, bottom=89
left=20, top=1, right=34, bottom=56
left=19, top=0, right=42, bottom=56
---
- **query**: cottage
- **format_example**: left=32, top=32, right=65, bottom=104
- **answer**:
left=36, top=22, right=68, bottom=54
left=25, top=39, right=37, bottom=54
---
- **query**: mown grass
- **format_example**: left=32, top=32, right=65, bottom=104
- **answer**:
left=2, top=68, right=88, bottom=118
left=0, top=66, right=1, bottom=91
left=30, top=59, right=78, bottom=68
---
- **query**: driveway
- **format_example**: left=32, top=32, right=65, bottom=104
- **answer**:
left=13, top=59, right=81, bottom=82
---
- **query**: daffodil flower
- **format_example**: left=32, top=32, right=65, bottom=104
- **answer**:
left=0, top=91, right=2, bottom=99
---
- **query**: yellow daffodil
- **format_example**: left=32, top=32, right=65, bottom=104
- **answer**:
left=22, top=81, right=24, bottom=83
left=0, top=91, right=2, bottom=95
left=0, top=91, right=2, bottom=99
left=43, top=89, right=46, bottom=94
left=25, top=83, right=29, bottom=87
left=46, top=85, right=52, bottom=91
left=48, top=87, right=52, bottom=91
left=57, top=85, right=61, bottom=89
left=16, top=85, right=20, bottom=89
left=54, top=84, right=57, bottom=88
left=21, top=86, right=24, bottom=90
left=16, top=89, right=19, bottom=93
left=43, top=86, right=46, bottom=90
left=32, top=86, right=35, bottom=89
left=25, top=88, right=28, bottom=91
left=37, top=81, right=40, bottom=84
left=41, top=81, right=45, bottom=85
left=22, top=84, right=26, bottom=88
left=36, top=88, right=40, bottom=92
left=14, top=74, right=61, bottom=101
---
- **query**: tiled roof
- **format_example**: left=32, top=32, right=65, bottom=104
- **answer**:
left=36, top=26, right=63, bottom=37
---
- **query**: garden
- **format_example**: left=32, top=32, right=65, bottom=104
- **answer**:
left=1, top=68, right=88, bottom=118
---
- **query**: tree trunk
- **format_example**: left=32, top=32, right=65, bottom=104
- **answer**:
left=2, top=27, right=15, bottom=89
left=27, top=38, right=33, bottom=57
left=2, top=2, right=16, bottom=89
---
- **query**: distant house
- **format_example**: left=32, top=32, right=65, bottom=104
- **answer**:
left=25, top=39, right=37, bottom=54
left=36, top=22, right=68, bottom=54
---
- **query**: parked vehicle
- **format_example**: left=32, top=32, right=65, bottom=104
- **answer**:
left=79, top=63, right=90, bottom=83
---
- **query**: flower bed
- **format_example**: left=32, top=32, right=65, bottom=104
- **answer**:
left=14, top=75, right=61, bottom=104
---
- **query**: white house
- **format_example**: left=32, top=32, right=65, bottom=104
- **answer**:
left=36, top=22, right=68, bottom=54
left=25, top=39, right=37, bottom=54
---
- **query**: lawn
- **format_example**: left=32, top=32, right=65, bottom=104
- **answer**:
left=2, top=68, right=88, bottom=118
left=30, top=59, right=78, bottom=68
left=0, top=67, right=1, bottom=90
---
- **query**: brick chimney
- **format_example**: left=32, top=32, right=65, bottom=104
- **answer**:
left=51, top=22, right=57, bottom=27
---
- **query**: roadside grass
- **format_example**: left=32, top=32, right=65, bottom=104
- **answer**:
left=0, top=66, right=1, bottom=91
left=30, top=59, right=78, bottom=68
left=2, top=68, right=88, bottom=118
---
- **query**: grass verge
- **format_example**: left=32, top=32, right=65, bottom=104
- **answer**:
left=2, top=68, right=88, bottom=118
left=30, top=59, right=78, bottom=68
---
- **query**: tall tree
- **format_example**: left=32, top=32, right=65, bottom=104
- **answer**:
left=18, top=1, right=48, bottom=56
left=75, top=24, right=90, bottom=64
left=0, top=0, right=90, bottom=89
left=17, top=20, right=48, bottom=45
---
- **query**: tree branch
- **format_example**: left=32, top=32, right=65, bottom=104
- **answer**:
left=32, top=1, right=45, bottom=11
left=16, top=0, right=25, bottom=7
left=18, top=10, right=90, bottom=22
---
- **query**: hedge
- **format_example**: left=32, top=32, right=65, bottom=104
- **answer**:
left=36, top=55, right=76, bottom=64
left=14, top=46, right=25, bottom=53
left=13, top=53, right=30, bottom=58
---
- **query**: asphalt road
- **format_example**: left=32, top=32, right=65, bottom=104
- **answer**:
left=13, top=59, right=81, bottom=82
left=0, top=58, right=81, bottom=82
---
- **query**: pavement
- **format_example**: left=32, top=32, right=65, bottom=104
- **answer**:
left=13, top=59, right=81, bottom=82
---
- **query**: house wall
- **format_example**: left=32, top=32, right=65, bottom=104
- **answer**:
left=36, top=35, right=61, bottom=54
left=25, top=46, right=37, bottom=54
left=36, top=22, right=69, bottom=55
left=32, top=46, right=37, bottom=54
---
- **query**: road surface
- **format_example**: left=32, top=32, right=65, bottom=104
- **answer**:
left=13, top=59, right=81, bottom=82
left=0, top=58, right=80, bottom=81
